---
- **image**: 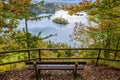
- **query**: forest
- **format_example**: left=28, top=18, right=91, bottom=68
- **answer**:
left=0, top=0, right=120, bottom=80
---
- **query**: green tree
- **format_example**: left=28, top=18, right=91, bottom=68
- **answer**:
left=0, top=0, right=56, bottom=71
left=66, top=0, right=120, bottom=59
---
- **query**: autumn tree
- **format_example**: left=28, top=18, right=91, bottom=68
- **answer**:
left=66, top=0, right=120, bottom=59
left=0, top=0, right=32, bottom=29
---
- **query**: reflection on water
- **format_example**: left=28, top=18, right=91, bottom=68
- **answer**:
left=18, top=10, right=88, bottom=47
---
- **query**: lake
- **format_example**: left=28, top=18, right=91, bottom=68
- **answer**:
left=18, top=10, right=88, bottom=47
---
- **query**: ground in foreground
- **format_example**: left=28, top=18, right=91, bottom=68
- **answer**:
left=0, top=64, right=120, bottom=80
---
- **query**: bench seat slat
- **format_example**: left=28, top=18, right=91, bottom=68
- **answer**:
left=28, top=65, right=84, bottom=70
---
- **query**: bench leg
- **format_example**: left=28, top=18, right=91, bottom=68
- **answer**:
left=38, top=69, right=41, bottom=79
left=74, top=63, right=78, bottom=77
left=73, top=62, right=78, bottom=80
left=72, top=70, right=76, bottom=80
left=33, top=62, right=40, bottom=80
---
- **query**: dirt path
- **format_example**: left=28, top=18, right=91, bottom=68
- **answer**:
left=0, top=64, right=120, bottom=80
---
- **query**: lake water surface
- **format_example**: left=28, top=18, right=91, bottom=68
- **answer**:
left=18, top=10, right=88, bottom=47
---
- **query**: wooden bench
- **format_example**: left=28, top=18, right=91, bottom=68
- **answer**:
left=25, top=61, right=86, bottom=80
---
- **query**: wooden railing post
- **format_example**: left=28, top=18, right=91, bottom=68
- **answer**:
left=28, top=51, right=30, bottom=59
left=114, top=49, right=118, bottom=59
left=38, top=50, right=41, bottom=61
left=96, top=49, right=101, bottom=65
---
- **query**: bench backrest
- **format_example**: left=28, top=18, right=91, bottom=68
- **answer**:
left=26, top=61, right=86, bottom=65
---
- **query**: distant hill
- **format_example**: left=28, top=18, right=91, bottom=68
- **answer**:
left=31, top=3, right=58, bottom=15
left=31, top=1, right=78, bottom=15
left=44, top=0, right=81, bottom=3
left=35, top=0, right=95, bottom=4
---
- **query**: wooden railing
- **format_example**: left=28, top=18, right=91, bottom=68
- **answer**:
left=0, top=48, right=120, bottom=66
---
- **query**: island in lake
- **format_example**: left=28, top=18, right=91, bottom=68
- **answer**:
left=52, top=17, right=69, bottom=24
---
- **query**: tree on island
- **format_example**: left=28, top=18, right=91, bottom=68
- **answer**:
left=52, top=16, right=69, bottom=24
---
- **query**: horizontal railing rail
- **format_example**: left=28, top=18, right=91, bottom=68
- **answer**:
left=0, top=48, right=120, bottom=66
left=0, top=48, right=120, bottom=54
